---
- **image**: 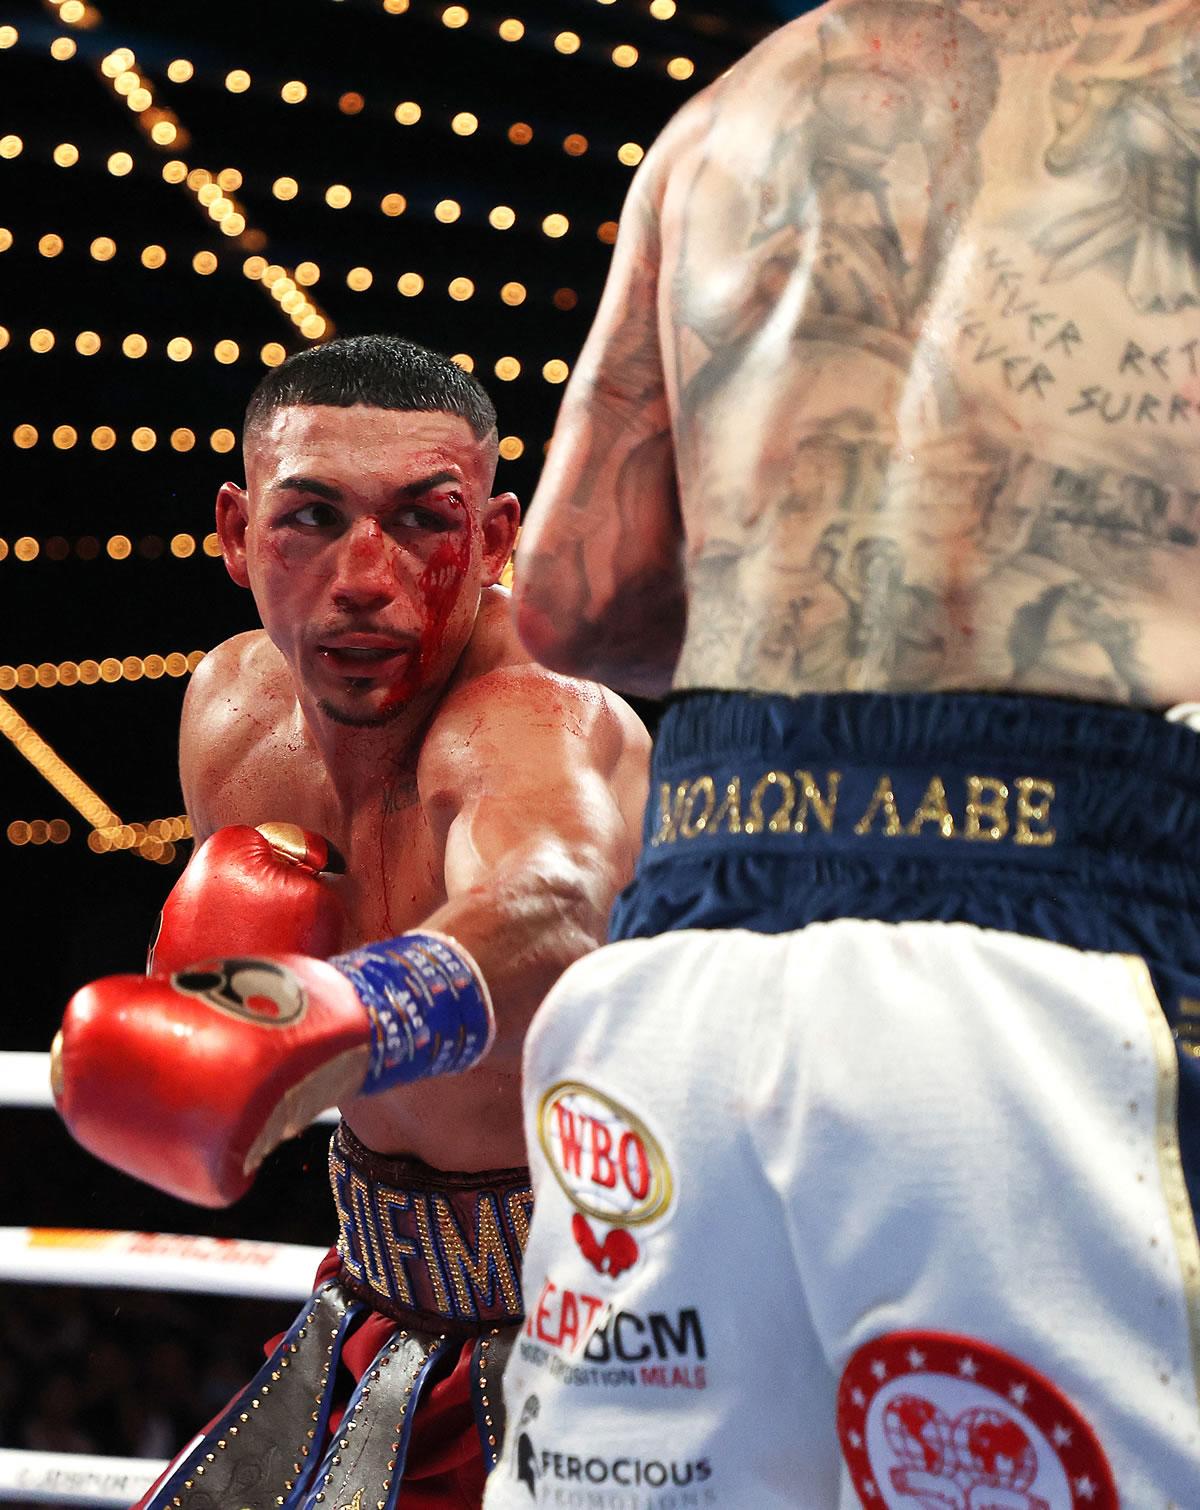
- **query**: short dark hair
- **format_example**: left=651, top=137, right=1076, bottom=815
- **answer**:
left=244, top=334, right=497, bottom=441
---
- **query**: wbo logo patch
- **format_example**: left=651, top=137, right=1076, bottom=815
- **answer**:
left=172, top=958, right=307, bottom=1026
left=537, top=1081, right=673, bottom=1230
left=837, top=1331, right=1116, bottom=1509
left=538, top=1081, right=672, bottom=1279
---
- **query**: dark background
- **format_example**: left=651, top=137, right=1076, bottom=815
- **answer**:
left=0, top=0, right=805, bottom=1474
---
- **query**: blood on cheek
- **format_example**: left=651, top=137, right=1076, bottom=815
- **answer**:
left=378, top=531, right=473, bottom=711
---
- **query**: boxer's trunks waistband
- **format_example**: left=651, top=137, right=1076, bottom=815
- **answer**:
left=329, top=1121, right=532, bottom=1334
left=611, top=691, right=1200, bottom=964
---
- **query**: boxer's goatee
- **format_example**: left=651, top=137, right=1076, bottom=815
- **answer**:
left=318, top=697, right=410, bottom=728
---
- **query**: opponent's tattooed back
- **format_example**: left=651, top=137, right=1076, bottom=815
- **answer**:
left=652, top=0, right=1200, bottom=704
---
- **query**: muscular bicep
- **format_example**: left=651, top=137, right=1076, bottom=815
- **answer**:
left=421, top=672, right=642, bottom=1015
left=442, top=763, right=631, bottom=911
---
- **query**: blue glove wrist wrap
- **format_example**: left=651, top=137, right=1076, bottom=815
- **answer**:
left=329, top=931, right=494, bottom=1092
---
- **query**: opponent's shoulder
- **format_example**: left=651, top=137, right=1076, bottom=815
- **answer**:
left=636, top=7, right=829, bottom=203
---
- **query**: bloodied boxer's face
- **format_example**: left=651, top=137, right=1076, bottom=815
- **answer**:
left=217, top=403, right=519, bottom=727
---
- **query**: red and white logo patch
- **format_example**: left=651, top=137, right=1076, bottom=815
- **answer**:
left=537, top=1081, right=672, bottom=1228
left=838, top=1331, right=1116, bottom=1509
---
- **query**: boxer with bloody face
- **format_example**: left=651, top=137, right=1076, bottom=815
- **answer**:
left=56, top=335, right=649, bottom=1508
left=219, top=403, right=514, bottom=735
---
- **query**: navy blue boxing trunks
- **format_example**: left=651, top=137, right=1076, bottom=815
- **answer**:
left=486, top=693, right=1200, bottom=1509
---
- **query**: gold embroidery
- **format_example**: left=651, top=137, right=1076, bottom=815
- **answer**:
left=506, top=1186, right=534, bottom=1252
left=679, top=776, right=715, bottom=837
left=375, top=1189, right=418, bottom=1308
left=647, top=766, right=1058, bottom=850
left=1014, top=777, right=1056, bottom=847
left=744, top=770, right=795, bottom=835
left=853, top=774, right=903, bottom=837
left=328, top=1153, right=362, bottom=1283
left=794, top=769, right=839, bottom=833
left=348, top=1171, right=391, bottom=1299
left=1177, top=999, right=1200, bottom=1061
left=435, top=1193, right=521, bottom=1316
left=412, top=1194, right=451, bottom=1314
left=649, top=781, right=689, bottom=847
left=904, top=775, right=956, bottom=838
left=964, top=775, right=1009, bottom=841
left=711, top=776, right=743, bottom=835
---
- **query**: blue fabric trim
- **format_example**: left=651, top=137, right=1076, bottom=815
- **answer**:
left=142, top=1284, right=361, bottom=1510
left=299, top=1333, right=458, bottom=1510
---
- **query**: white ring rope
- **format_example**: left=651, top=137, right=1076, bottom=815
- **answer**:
left=1, top=1053, right=342, bottom=1504
left=0, top=1226, right=327, bottom=1299
left=0, top=1448, right=167, bottom=1508
left=0, top=1228, right=328, bottom=1504
left=0, top=1051, right=54, bottom=1109
left=0, top=1048, right=339, bottom=1120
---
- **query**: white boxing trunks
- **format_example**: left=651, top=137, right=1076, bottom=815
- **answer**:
left=485, top=692, right=1200, bottom=1510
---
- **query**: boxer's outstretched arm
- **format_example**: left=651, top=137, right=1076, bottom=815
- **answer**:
left=513, top=134, right=689, bottom=698
left=417, top=664, right=646, bottom=1061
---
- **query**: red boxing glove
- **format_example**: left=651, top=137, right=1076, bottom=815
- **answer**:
left=148, top=823, right=345, bottom=975
left=55, top=954, right=369, bottom=1206
left=54, top=933, right=494, bottom=1207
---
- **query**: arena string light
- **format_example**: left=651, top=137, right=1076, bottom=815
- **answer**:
left=8, top=420, right=241, bottom=450
left=33, top=18, right=662, bottom=235
left=3, top=418, right=534, bottom=454
left=1, top=535, right=219, bottom=561
left=13, top=12, right=639, bottom=319
left=144, top=55, right=663, bottom=156
left=0, top=694, right=181, bottom=863
left=0, top=651, right=207, bottom=690
left=3, top=328, right=574, bottom=378
left=32, top=9, right=335, bottom=342
left=30, top=131, right=636, bottom=226
left=268, top=0, right=698, bottom=79
left=1, top=223, right=595, bottom=321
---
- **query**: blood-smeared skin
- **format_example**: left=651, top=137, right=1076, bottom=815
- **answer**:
left=377, top=525, right=474, bottom=716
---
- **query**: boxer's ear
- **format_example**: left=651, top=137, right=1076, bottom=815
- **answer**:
left=216, top=482, right=251, bottom=588
left=480, top=492, right=520, bottom=587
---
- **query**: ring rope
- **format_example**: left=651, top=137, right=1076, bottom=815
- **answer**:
left=0, top=1229, right=327, bottom=1503
left=0, top=1051, right=53, bottom=1108
left=0, top=1049, right=339, bottom=1121
left=0, top=1448, right=166, bottom=1507
left=1, top=1065, right=346, bottom=1503
left=0, top=1226, right=327, bottom=1299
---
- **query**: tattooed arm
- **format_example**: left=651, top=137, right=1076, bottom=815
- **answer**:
left=512, top=133, right=687, bottom=699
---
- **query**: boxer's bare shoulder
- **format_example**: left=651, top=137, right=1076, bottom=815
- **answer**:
left=180, top=630, right=310, bottom=841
